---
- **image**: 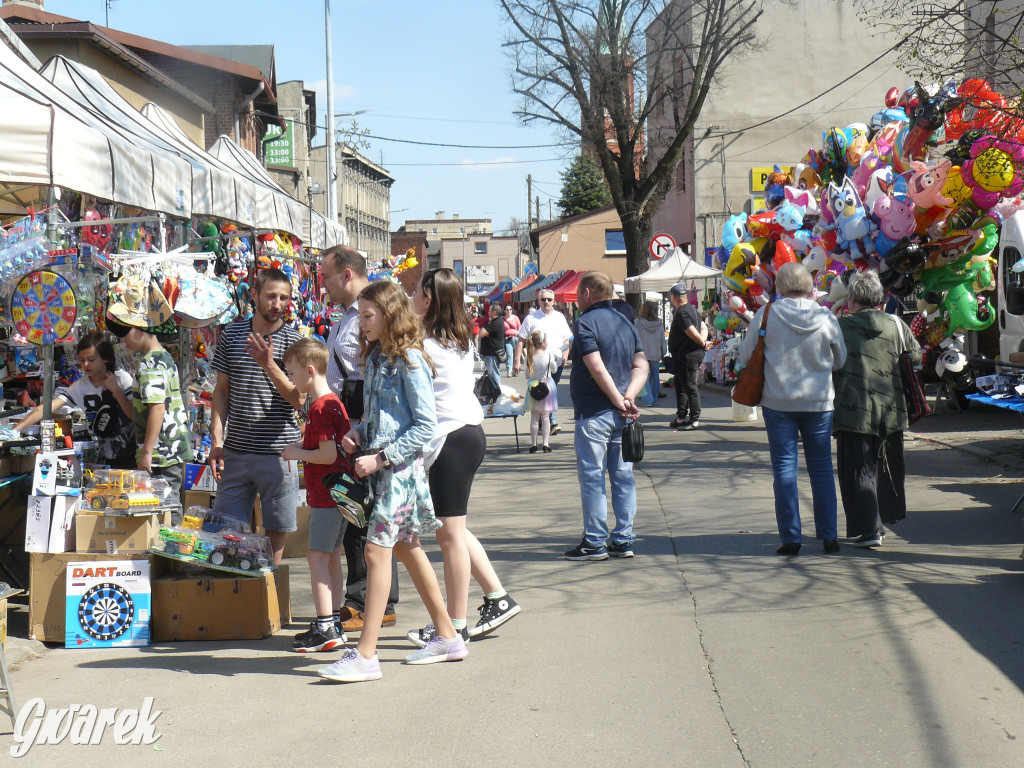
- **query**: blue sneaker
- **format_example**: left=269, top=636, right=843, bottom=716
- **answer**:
left=564, top=541, right=609, bottom=561
left=607, top=541, right=634, bottom=558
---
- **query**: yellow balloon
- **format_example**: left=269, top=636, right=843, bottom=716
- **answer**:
left=974, top=148, right=1014, bottom=192
left=943, top=166, right=972, bottom=205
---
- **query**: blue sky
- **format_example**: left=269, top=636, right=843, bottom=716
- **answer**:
left=44, top=0, right=571, bottom=232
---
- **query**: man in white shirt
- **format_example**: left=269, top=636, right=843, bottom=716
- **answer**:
left=513, top=288, right=573, bottom=433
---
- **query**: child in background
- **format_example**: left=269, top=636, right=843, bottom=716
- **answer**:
left=15, top=332, right=136, bottom=467
left=318, top=280, right=465, bottom=684
left=526, top=330, right=558, bottom=453
left=280, top=338, right=351, bottom=653
left=106, top=319, right=193, bottom=523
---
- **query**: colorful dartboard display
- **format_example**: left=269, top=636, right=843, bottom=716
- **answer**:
left=76, top=582, right=135, bottom=642
left=10, top=270, right=77, bottom=345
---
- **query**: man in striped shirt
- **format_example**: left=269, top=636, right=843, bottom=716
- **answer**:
left=209, top=268, right=302, bottom=563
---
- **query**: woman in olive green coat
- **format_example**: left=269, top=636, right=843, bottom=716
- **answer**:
left=833, top=270, right=921, bottom=548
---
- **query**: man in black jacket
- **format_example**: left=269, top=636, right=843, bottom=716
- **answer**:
left=667, top=283, right=711, bottom=430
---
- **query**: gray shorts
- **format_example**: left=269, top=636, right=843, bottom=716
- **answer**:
left=213, top=448, right=298, bottom=532
left=308, top=506, right=346, bottom=553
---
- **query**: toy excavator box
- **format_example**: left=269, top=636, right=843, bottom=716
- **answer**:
left=150, top=505, right=272, bottom=577
left=83, top=468, right=168, bottom=515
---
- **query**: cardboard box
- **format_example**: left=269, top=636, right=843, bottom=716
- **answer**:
left=24, top=495, right=77, bottom=553
left=0, top=456, right=13, bottom=478
left=151, top=565, right=290, bottom=641
left=32, top=450, right=81, bottom=496
left=75, top=511, right=166, bottom=554
left=282, top=506, right=310, bottom=560
left=0, top=599, right=8, bottom=651
left=29, top=552, right=161, bottom=643
left=183, top=463, right=217, bottom=492
left=184, top=490, right=214, bottom=511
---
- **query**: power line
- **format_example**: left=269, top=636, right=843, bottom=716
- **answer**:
left=386, top=158, right=565, bottom=166
left=365, top=133, right=567, bottom=149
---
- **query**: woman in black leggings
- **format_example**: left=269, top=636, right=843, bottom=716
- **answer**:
left=406, top=268, right=520, bottom=644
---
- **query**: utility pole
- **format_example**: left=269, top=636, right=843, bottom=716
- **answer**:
left=526, top=174, right=533, bottom=263
left=325, top=0, right=338, bottom=223
left=549, top=199, right=553, bottom=222
left=535, top=196, right=540, bottom=227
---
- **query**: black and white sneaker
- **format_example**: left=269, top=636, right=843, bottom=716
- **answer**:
left=670, top=417, right=690, bottom=430
left=680, top=420, right=699, bottom=430
left=468, top=594, right=522, bottom=639
left=850, top=534, right=882, bottom=548
left=293, top=622, right=346, bottom=653
left=564, top=541, right=609, bottom=561
left=407, top=623, right=469, bottom=648
left=607, top=541, right=635, bottom=558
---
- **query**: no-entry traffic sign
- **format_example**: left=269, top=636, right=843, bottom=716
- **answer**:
left=649, top=233, right=676, bottom=260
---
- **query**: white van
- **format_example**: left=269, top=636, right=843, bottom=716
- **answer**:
left=997, top=210, right=1024, bottom=360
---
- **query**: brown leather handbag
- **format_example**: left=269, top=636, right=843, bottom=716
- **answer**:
left=732, top=304, right=771, bottom=407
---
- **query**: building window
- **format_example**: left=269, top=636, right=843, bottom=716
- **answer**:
left=432, top=228, right=438, bottom=235
left=605, top=230, right=626, bottom=256
left=453, top=259, right=464, bottom=277
left=474, top=241, right=488, bottom=254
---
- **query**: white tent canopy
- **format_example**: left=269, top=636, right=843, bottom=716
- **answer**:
left=624, top=247, right=721, bottom=293
left=0, top=40, right=189, bottom=216
left=209, top=136, right=347, bottom=250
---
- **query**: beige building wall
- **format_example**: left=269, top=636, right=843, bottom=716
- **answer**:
left=440, top=234, right=519, bottom=291
left=535, top=206, right=627, bottom=284
left=649, top=0, right=904, bottom=264
left=19, top=38, right=206, bottom=146
left=406, top=213, right=491, bottom=239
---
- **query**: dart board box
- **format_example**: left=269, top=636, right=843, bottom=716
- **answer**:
left=28, top=553, right=164, bottom=643
left=65, top=559, right=150, bottom=648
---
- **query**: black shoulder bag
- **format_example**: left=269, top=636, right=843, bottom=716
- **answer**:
left=621, top=418, right=645, bottom=463
left=334, top=349, right=364, bottom=421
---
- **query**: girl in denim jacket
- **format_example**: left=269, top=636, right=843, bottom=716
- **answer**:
left=318, top=281, right=467, bottom=683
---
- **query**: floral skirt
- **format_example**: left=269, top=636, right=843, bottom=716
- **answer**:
left=367, top=452, right=441, bottom=548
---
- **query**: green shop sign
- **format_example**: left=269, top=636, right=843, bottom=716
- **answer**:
left=264, top=120, right=295, bottom=167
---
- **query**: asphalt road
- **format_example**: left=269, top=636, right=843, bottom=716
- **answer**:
left=3, top=380, right=1024, bottom=767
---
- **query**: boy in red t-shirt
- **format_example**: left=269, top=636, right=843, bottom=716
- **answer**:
left=281, top=338, right=352, bottom=652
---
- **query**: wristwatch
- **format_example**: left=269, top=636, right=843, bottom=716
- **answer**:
left=377, top=451, right=392, bottom=469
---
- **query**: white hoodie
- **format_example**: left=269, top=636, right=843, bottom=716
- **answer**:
left=737, top=298, right=847, bottom=412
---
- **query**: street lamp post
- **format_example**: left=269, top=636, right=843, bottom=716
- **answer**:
left=324, top=0, right=337, bottom=222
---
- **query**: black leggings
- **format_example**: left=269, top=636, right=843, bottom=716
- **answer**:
left=428, top=424, right=486, bottom=517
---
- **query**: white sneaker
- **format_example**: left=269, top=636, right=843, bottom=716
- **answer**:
left=404, top=633, right=469, bottom=664
left=317, top=649, right=382, bottom=682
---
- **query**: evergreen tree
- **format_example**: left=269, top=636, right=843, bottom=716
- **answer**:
left=558, top=153, right=612, bottom=218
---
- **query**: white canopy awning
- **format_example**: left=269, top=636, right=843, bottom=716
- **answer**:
left=208, top=136, right=347, bottom=250
left=0, top=40, right=190, bottom=217
left=624, top=247, right=721, bottom=293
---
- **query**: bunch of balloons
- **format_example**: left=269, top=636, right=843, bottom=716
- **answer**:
left=716, top=79, right=1024, bottom=386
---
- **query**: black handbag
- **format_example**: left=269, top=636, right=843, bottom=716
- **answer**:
left=899, top=351, right=931, bottom=424
left=529, top=381, right=550, bottom=400
left=474, top=373, right=501, bottom=404
left=621, top=418, right=645, bottom=463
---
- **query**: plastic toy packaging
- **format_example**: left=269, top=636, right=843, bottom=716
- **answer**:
left=82, top=468, right=168, bottom=515
left=150, top=505, right=272, bottom=576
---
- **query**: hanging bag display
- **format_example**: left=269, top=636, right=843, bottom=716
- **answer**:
left=732, top=304, right=771, bottom=407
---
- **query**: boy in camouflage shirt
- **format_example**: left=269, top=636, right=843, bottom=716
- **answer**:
left=107, top=320, right=193, bottom=523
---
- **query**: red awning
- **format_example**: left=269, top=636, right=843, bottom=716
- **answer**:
left=544, top=269, right=578, bottom=299
left=504, top=273, right=539, bottom=303
left=554, top=270, right=584, bottom=303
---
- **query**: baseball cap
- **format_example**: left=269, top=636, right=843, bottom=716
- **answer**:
left=669, top=283, right=686, bottom=296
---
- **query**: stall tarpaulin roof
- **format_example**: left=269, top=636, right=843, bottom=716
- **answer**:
left=555, top=270, right=585, bottom=303
left=504, top=273, right=540, bottom=303
left=208, top=136, right=347, bottom=250
left=39, top=55, right=253, bottom=226
left=544, top=269, right=578, bottom=300
left=624, top=247, right=721, bottom=293
left=485, top=279, right=513, bottom=302
left=519, top=270, right=564, bottom=304
left=0, top=38, right=191, bottom=217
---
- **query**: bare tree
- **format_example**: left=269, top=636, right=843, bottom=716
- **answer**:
left=498, top=0, right=764, bottom=290
left=853, top=1, right=1024, bottom=99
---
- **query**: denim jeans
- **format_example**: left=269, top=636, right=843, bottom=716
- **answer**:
left=484, top=354, right=501, bottom=391
left=761, top=408, right=838, bottom=543
left=575, top=410, right=636, bottom=547
left=504, top=338, right=515, bottom=375
left=641, top=359, right=661, bottom=406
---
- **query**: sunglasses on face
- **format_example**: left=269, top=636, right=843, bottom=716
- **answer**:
left=540, top=297, right=554, bottom=302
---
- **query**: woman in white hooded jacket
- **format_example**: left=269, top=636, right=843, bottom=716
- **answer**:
left=737, top=262, right=847, bottom=557
left=634, top=300, right=668, bottom=406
